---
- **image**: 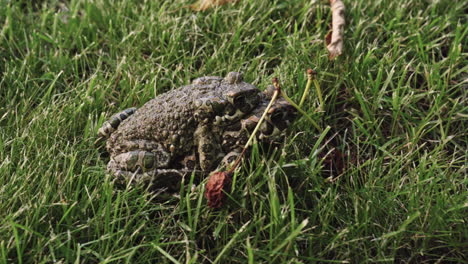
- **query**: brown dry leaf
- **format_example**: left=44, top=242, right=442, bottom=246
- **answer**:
left=205, top=171, right=232, bottom=208
left=190, top=0, right=237, bottom=11
left=326, top=0, right=345, bottom=60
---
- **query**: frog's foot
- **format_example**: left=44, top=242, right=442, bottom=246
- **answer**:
left=107, top=150, right=171, bottom=175
left=112, top=168, right=198, bottom=192
left=98, top=107, right=137, bottom=139
left=221, top=130, right=248, bottom=153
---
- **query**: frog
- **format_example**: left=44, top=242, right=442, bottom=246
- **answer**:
left=98, top=72, right=296, bottom=190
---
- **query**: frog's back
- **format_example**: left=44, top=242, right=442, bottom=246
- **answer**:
left=107, top=80, right=222, bottom=155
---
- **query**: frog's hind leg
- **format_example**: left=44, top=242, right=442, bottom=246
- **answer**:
left=98, top=107, right=137, bottom=139
left=108, top=149, right=171, bottom=174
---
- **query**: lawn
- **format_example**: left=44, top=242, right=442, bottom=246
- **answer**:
left=0, top=0, right=466, bottom=263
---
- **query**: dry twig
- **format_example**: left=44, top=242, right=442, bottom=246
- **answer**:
left=325, top=0, right=345, bottom=60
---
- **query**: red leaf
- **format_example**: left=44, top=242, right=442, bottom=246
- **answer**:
left=205, top=171, right=232, bottom=208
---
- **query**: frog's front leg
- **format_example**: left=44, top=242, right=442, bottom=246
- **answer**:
left=193, top=97, right=227, bottom=171
left=194, top=125, right=223, bottom=171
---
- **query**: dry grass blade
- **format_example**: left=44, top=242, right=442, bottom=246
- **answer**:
left=190, top=0, right=238, bottom=11
left=325, top=0, right=345, bottom=60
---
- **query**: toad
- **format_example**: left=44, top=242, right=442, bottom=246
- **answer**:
left=98, top=72, right=296, bottom=190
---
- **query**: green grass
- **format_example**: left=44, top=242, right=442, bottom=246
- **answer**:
left=1, top=0, right=467, bottom=263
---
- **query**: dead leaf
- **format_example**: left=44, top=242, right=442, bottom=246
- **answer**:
left=326, top=0, right=345, bottom=60
left=205, top=171, right=232, bottom=208
left=190, top=0, right=238, bottom=11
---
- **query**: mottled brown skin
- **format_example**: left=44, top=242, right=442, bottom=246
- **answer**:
left=99, top=72, right=296, bottom=190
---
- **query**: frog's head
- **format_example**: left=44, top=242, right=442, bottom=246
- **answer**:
left=211, top=72, right=262, bottom=125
